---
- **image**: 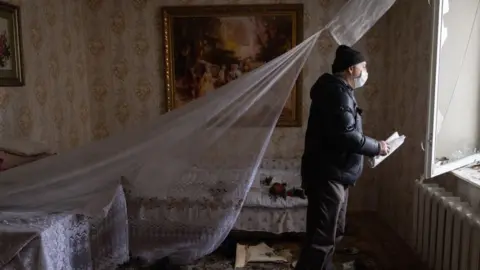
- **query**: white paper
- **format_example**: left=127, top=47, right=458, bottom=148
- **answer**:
left=368, top=131, right=406, bottom=168
left=235, top=242, right=289, bottom=268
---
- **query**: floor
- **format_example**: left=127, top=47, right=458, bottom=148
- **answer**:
left=121, top=212, right=427, bottom=270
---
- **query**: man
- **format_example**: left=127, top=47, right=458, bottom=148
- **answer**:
left=294, top=45, right=389, bottom=270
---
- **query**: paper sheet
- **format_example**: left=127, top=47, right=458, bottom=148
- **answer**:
left=234, top=243, right=289, bottom=268
left=368, top=132, right=406, bottom=168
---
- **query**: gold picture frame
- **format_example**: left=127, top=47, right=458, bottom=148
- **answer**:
left=0, top=2, right=24, bottom=86
left=161, top=4, right=303, bottom=127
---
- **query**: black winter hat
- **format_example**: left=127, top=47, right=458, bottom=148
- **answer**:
left=331, top=45, right=366, bottom=74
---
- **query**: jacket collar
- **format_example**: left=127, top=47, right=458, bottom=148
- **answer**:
left=333, top=74, right=353, bottom=91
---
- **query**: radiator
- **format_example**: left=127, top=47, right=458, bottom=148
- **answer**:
left=413, top=180, right=480, bottom=270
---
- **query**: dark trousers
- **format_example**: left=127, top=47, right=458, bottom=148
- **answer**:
left=294, top=180, right=348, bottom=270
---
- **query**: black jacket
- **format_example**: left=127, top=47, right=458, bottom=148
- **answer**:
left=301, top=73, right=380, bottom=186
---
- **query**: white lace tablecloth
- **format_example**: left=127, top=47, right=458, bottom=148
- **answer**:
left=0, top=185, right=129, bottom=270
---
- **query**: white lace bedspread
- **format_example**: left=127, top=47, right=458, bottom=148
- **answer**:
left=234, top=206, right=307, bottom=233
left=126, top=168, right=247, bottom=263
left=0, top=186, right=129, bottom=270
left=127, top=163, right=306, bottom=264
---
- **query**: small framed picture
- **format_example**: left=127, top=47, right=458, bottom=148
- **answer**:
left=0, top=2, right=24, bottom=86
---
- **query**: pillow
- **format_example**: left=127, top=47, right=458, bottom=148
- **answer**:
left=0, top=138, right=50, bottom=156
left=0, top=151, right=53, bottom=171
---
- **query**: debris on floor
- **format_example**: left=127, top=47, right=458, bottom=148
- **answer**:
left=118, top=213, right=428, bottom=269
left=234, top=242, right=291, bottom=268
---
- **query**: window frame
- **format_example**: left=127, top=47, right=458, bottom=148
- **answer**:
left=424, top=0, right=480, bottom=179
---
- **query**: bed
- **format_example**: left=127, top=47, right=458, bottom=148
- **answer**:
left=127, top=158, right=306, bottom=264
left=233, top=158, right=307, bottom=233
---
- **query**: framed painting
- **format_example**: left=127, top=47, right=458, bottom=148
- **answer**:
left=162, top=4, right=303, bottom=127
left=0, top=2, right=24, bottom=86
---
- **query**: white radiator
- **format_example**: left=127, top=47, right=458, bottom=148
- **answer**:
left=413, top=180, right=480, bottom=270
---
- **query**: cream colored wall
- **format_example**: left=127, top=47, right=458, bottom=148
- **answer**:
left=0, top=0, right=91, bottom=151
left=376, top=0, right=433, bottom=242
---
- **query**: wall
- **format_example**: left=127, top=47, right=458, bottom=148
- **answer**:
left=376, top=0, right=433, bottom=242
left=435, top=172, right=480, bottom=212
left=349, top=18, right=390, bottom=211
left=0, top=0, right=91, bottom=151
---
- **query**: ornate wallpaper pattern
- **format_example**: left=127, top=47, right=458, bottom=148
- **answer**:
left=80, top=0, right=351, bottom=144
left=0, top=0, right=431, bottom=243
left=0, top=0, right=91, bottom=151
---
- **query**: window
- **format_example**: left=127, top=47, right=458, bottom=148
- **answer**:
left=425, top=0, right=480, bottom=179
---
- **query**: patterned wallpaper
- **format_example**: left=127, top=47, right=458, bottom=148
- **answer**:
left=80, top=0, right=350, bottom=143
left=0, top=0, right=91, bottom=151
left=0, top=0, right=428, bottom=242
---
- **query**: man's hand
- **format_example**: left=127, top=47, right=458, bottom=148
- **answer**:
left=379, top=141, right=390, bottom=156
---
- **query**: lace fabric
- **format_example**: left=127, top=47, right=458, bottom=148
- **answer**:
left=0, top=186, right=128, bottom=270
